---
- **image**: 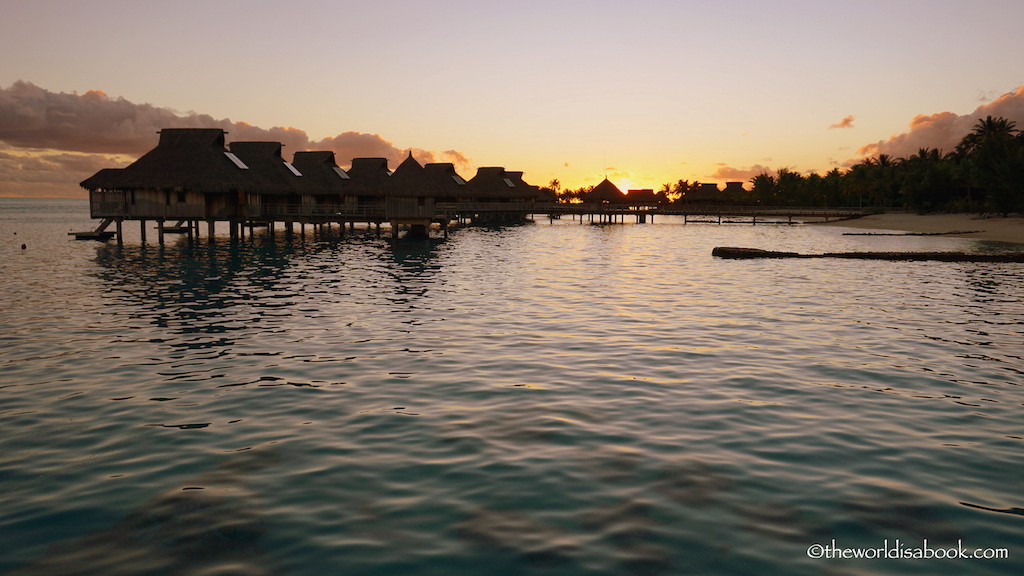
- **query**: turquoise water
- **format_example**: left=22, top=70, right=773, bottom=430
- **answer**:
left=1, top=198, right=1022, bottom=575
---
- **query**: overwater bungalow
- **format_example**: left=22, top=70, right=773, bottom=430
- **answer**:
left=424, top=162, right=470, bottom=204
left=682, top=183, right=721, bottom=205
left=290, top=150, right=355, bottom=215
left=344, top=157, right=390, bottom=219
left=228, top=141, right=305, bottom=223
left=385, top=152, right=450, bottom=236
left=585, top=177, right=626, bottom=204
left=79, top=128, right=259, bottom=240
left=625, top=189, right=666, bottom=207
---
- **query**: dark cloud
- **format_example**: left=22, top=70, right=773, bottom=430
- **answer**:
left=857, top=86, right=1024, bottom=159
left=0, top=81, right=473, bottom=196
left=0, top=144, right=122, bottom=197
left=829, top=115, right=855, bottom=129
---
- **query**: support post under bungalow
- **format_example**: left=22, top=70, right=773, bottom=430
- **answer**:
left=140, top=219, right=147, bottom=242
left=115, top=219, right=123, bottom=246
left=207, top=219, right=215, bottom=243
left=157, top=220, right=165, bottom=244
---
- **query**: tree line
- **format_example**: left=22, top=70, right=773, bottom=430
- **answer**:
left=542, top=116, right=1024, bottom=214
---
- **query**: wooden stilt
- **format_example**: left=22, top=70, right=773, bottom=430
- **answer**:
left=140, top=219, right=147, bottom=242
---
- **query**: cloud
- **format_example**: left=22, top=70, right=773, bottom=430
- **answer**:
left=856, top=86, right=1024, bottom=159
left=709, top=164, right=774, bottom=181
left=0, top=143, right=125, bottom=197
left=829, top=115, right=855, bottom=129
left=0, top=81, right=473, bottom=196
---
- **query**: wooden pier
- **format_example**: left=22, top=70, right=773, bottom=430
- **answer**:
left=72, top=202, right=868, bottom=243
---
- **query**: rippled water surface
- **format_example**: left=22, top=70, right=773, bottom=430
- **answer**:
left=2, top=199, right=1023, bottom=575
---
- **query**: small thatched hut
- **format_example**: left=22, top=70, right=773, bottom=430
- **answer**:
left=345, top=157, right=390, bottom=215
left=585, top=178, right=626, bottom=204
left=424, top=162, right=469, bottom=204
left=228, top=141, right=305, bottom=219
left=385, top=152, right=443, bottom=219
left=466, top=167, right=520, bottom=203
left=291, top=151, right=354, bottom=214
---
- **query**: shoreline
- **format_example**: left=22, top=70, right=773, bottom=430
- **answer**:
left=816, top=212, right=1024, bottom=245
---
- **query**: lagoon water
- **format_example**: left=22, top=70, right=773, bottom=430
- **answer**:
left=1, top=198, right=1022, bottom=575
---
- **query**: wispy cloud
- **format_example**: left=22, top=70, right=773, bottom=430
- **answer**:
left=857, top=86, right=1024, bottom=159
left=829, top=115, right=855, bottom=129
left=0, top=81, right=472, bottom=196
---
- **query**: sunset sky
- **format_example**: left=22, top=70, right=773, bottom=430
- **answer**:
left=2, top=0, right=1024, bottom=197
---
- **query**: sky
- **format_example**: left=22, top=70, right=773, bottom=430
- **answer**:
left=2, top=0, right=1024, bottom=197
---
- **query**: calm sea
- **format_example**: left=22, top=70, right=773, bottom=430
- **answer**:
left=1, top=198, right=1022, bottom=575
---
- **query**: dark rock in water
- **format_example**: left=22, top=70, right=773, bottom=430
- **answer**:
left=712, top=247, right=1024, bottom=262
left=711, top=247, right=807, bottom=259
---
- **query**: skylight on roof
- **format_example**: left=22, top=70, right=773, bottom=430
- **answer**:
left=224, top=152, right=249, bottom=169
left=284, top=162, right=302, bottom=176
left=452, top=174, right=467, bottom=185
left=503, top=178, right=515, bottom=187
left=333, top=166, right=351, bottom=179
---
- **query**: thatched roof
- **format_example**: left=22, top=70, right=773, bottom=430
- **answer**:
left=586, top=178, right=626, bottom=203
left=685, top=183, right=720, bottom=202
left=228, top=141, right=304, bottom=195
left=424, top=163, right=468, bottom=200
left=625, top=189, right=665, bottom=205
left=384, top=152, right=439, bottom=197
left=79, top=128, right=258, bottom=193
left=291, top=151, right=350, bottom=196
left=467, top=167, right=521, bottom=200
left=80, top=168, right=126, bottom=191
left=503, top=171, right=542, bottom=200
left=345, top=157, right=390, bottom=198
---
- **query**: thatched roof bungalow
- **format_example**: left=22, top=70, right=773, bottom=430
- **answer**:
left=467, top=167, right=522, bottom=203
left=228, top=142, right=307, bottom=219
left=290, top=151, right=354, bottom=209
left=503, top=171, right=542, bottom=202
left=345, top=157, right=390, bottom=210
left=625, top=188, right=666, bottom=206
left=424, top=163, right=469, bottom=203
left=384, top=153, right=446, bottom=220
left=80, top=128, right=259, bottom=220
left=585, top=178, right=626, bottom=204
left=682, top=183, right=721, bottom=205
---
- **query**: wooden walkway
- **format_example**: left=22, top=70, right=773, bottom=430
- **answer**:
left=72, top=203, right=869, bottom=243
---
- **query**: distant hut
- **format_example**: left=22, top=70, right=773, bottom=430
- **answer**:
left=80, top=128, right=257, bottom=221
left=585, top=177, right=626, bottom=204
left=228, top=142, right=304, bottom=220
left=385, top=152, right=443, bottom=220
left=683, top=183, right=721, bottom=205
left=291, top=151, right=354, bottom=215
left=424, top=162, right=469, bottom=204
left=503, top=171, right=541, bottom=203
left=467, top=167, right=520, bottom=203
left=722, top=182, right=747, bottom=204
left=625, top=188, right=665, bottom=207
left=345, top=157, right=390, bottom=216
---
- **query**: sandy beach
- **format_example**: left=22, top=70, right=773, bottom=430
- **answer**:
left=818, top=213, right=1024, bottom=245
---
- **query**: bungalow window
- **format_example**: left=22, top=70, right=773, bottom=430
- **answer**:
left=177, top=190, right=186, bottom=203
left=418, top=196, right=426, bottom=207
